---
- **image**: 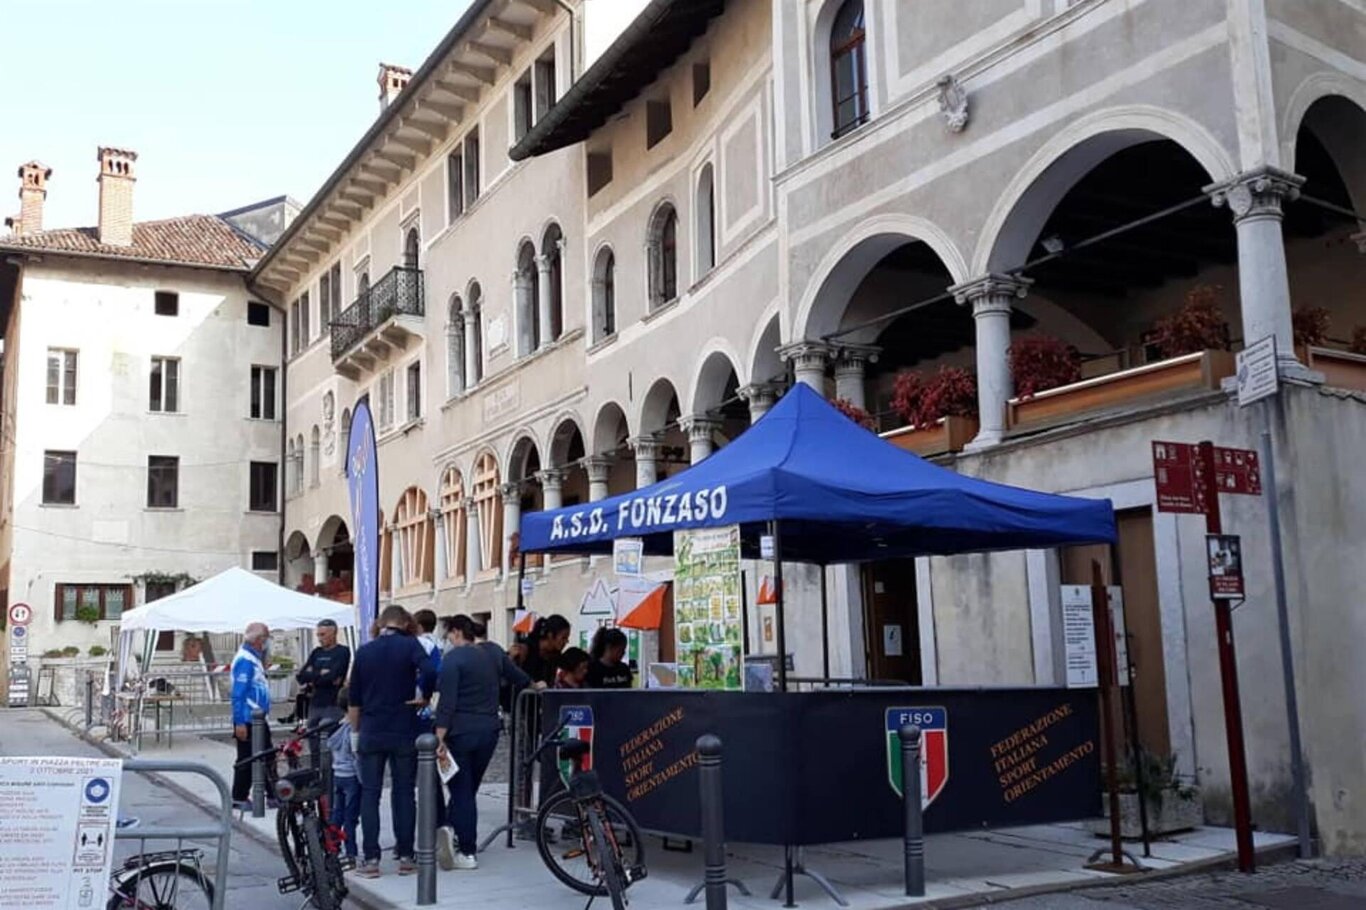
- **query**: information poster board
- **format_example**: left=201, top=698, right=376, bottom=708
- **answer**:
left=1060, top=585, right=1097, bottom=688
left=672, top=525, right=743, bottom=690
left=0, top=756, right=122, bottom=908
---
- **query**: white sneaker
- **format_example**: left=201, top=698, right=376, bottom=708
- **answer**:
left=452, top=852, right=478, bottom=870
left=435, top=827, right=457, bottom=871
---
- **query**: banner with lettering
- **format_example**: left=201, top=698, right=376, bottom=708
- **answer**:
left=672, top=526, right=743, bottom=690
left=346, top=398, right=380, bottom=643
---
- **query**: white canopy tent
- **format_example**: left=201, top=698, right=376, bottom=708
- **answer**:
left=119, top=567, right=355, bottom=633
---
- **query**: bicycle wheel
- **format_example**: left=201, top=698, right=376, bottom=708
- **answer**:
left=535, top=791, right=644, bottom=896
left=276, top=805, right=305, bottom=881
left=106, top=860, right=214, bottom=910
left=303, top=817, right=341, bottom=910
left=586, top=802, right=627, bottom=910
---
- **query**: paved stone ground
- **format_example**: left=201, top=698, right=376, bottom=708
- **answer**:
left=997, top=857, right=1366, bottom=909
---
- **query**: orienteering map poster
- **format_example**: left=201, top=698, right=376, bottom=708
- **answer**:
left=672, top=525, right=743, bottom=690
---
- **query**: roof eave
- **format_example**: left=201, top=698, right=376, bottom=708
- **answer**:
left=0, top=244, right=253, bottom=274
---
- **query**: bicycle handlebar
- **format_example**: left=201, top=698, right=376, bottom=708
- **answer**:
left=231, top=717, right=342, bottom=768
left=522, top=721, right=568, bottom=771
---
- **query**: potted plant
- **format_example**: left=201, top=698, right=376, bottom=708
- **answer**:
left=832, top=397, right=876, bottom=431
left=1352, top=326, right=1366, bottom=355
left=88, top=645, right=108, bottom=657
left=61, top=645, right=81, bottom=658
left=1009, top=335, right=1081, bottom=398
left=75, top=604, right=100, bottom=625
left=882, top=367, right=979, bottom=456
left=1151, top=284, right=1229, bottom=358
left=1293, top=305, right=1330, bottom=349
left=1088, top=749, right=1202, bottom=838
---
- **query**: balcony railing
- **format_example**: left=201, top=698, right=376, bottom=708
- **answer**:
left=331, top=266, right=424, bottom=361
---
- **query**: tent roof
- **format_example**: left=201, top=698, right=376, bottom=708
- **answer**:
left=119, top=567, right=355, bottom=633
left=520, top=384, right=1115, bottom=564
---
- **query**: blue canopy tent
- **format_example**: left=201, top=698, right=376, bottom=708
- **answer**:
left=520, top=383, right=1116, bottom=688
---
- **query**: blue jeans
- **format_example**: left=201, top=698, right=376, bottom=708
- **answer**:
left=359, top=745, right=417, bottom=862
left=444, top=728, right=500, bottom=856
left=331, top=775, right=361, bottom=858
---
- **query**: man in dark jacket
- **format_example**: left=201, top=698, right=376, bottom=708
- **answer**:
left=296, top=619, right=350, bottom=723
left=348, top=605, right=436, bottom=878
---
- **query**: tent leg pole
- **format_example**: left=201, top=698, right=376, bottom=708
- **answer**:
left=771, top=521, right=787, bottom=693
left=515, top=553, right=527, bottom=611
left=820, top=567, right=829, bottom=681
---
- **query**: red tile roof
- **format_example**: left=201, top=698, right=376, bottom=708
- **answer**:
left=0, top=214, right=265, bottom=271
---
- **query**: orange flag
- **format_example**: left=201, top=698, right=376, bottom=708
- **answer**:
left=757, top=575, right=780, bottom=605
left=617, top=583, right=667, bottom=630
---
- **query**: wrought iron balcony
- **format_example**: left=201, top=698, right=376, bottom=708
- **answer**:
left=331, top=266, right=425, bottom=373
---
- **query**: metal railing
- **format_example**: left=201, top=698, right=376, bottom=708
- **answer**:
left=117, top=759, right=233, bottom=910
left=331, top=265, right=425, bottom=360
left=485, top=687, right=545, bottom=851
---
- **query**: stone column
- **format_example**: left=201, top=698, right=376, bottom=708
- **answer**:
left=680, top=415, right=721, bottom=463
left=312, top=550, right=329, bottom=586
left=538, top=469, right=566, bottom=512
left=464, top=500, right=482, bottom=584
left=1208, top=166, right=1309, bottom=378
left=430, top=508, right=448, bottom=585
left=832, top=344, right=880, bottom=410
left=500, top=482, right=521, bottom=578
left=737, top=383, right=781, bottom=424
left=513, top=270, right=535, bottom=356
left=778, top=341, right=832, bottom=392
left=535, top=254, right=555, bottom=348
left=462, top=303, right=479, bottom=388
left=631, top=436, right=660, bottom=489
left=950, top=274, right=1032, bottom=451
left=584, top=456, right=612, bottom=502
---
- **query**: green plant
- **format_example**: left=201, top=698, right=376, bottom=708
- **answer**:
left=88, top=645, right=108, bottom=657
left=60, top=645, right=80, bottom=657
left=1009, top=335, right=1082, bottom=398
left=1293, top=305, right=1330, bottom=348
left=75, top=604, right=100, bottom=625
left=891, top=366, right=977, bottom=428
left=1116, top=749, right=1197, bottom=811
left=1152, top=284, right=1228, bottom=358
left=42, top=648, right=65, bottom=658
left=271, top=656, right=296, bottom=671
left=832, top=397, right=876, bottom=431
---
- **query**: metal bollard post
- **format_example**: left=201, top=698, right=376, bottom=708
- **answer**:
left=415, top=733, right=438, bottom=905
left=84, top=672, right=95, bottom=731
left=899, top=725, right=925, bottom=897
left=699, top=735, right=727, bottom=910
left=251, top=710, right=267, bottom=818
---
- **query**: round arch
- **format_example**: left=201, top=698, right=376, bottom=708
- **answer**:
left=1286, top=88, right=1366, bottom=214
left=637, top=378, right=682, bottom=436
left=591, top=401, right=631, bottom=456
left=506, top=432, right=543, bottom=483
left=746, top=299, right=786, bottom=386
left=284, top=529, right=311, bottom=561
left=547, top=412, right=588, bottom=467
left=1280, top=72, right=1366, bottom=169
left=315, top=515, right=349, bottom=554
left=689, top=343, right=745, bottom=415
left=975, top=105, right=1238, bottom=274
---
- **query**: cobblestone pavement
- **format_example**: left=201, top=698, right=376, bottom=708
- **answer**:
left=996, top=857, right=1366, bottom=909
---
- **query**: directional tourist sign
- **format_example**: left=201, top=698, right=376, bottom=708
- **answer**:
left=1212, top=447, right=1261, bottom=496
left=885, top=707, right=949, bottom=808
left=1153, top=441, right=1261, bottom=513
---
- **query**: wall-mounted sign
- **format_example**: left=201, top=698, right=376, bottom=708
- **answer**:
left=1207, top=534, right=1245, bottom=600
left=613, top=538, right=644, bottom=577
left=482, top=379, right=520, bottom=423
left=1152, top=441, right=1209, bottom=514
left=1236, top=335, right=1279, bottom=408
left=1060, top=586, right=1097, bottom=689
left=8, top=602, right=32, bottom=626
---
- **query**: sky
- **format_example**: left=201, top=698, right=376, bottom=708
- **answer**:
left=0, top=0, right=474, bottom=230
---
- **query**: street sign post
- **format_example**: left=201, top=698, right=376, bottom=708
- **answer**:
left=8, top=602, right=32, bottom=627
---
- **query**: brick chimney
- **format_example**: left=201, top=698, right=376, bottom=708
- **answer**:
left=9, top=161, right=52, bottom=236
left=378, top=63, right=412, bottom=112
left=97, top=147, right=137, bottom=247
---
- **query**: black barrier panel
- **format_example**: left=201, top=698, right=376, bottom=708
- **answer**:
left=540, top=688, right=1100, bottom=846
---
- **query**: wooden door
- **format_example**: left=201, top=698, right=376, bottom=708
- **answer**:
left=862, top=560, right=921, bottom=684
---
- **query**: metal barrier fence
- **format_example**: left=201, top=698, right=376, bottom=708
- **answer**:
left=484, top=686, right=545, bottom=851
left=116, top=758, right=233, bottom=910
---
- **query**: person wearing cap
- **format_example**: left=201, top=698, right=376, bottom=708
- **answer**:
left=297, top=618, right=351, bottom=724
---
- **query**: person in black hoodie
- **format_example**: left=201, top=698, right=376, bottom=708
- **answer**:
left=296, top=619, right=351, bottom=722
left=586, top=627, right=633, bottom=689
left=516, top=615, right=571, bottom=687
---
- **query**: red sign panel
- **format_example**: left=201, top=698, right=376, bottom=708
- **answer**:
left=1152, top=441, right=1209, bottom=514
left=1212, top=447, right=1261, bottom=496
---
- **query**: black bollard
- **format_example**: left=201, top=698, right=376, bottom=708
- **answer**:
left=899, top=725, right=924, bottom=897
left=415, top=733, right=438, bottom=905
left=251, top=709, right=267, bottom=818
left=699, top=735, right=727, bottom=910
left=84, top=672, right=95, bottom=731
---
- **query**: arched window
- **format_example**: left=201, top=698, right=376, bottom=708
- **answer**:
left=647, top=203, right=679, bottom=310
left=468, top=283, right=484, bottom=384
left=695, top=164, right=716, bottom=275
left=592, top=247, right=616, bottom=342
left=447, top=295, right=465, bottom=397
left=542, top=223, right=564, bottom=343
left=830, top=0, right=868, bottom=139
left=440, top=467, right=467, bottom=582
left=404, top=227, right=421, bottom=270
left=309, top=426, right=320, bottom=487
left=294, top=434, right=305, bottom=495
left=358, top=270, right=370, bottom=304
left=286, top=438, right=296, bottom=496
left=340, top=407, right=353, bottom=452
left=378, top=510, right=391, bottom=594
left=472, top=451, right=502, bottom=574
left=515, top=242, right=539, bottom=356
left=393, top=487, right=433, bottom=590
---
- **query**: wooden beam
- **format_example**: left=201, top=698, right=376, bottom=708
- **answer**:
left=274, top=265, right=303, bottom=281
left=374, top=146, right=416, bottom=170
left=511, top=0, right=557, bottom=14
left=340, top=186, right=375, bottom=207
left=333, top=199, right=364, bottom=219
left=450, top=60, right=496, bottom=84
left=309, top=224, right=342, bottom=243
left=433, top=79, right=481, bottom=103
left=390, top=131, right=431, bottom=156
left=352, top=177, right=387, bottom=197
left=405, top=117, right=447, bottom=141
left=295, top=236, right=330, bottom=255
left=416, top=98, right=465, bottom=121
left=467, top=41, right=513, bottom=66
left=487, top=17, right=533, bottom=41
left=359, top=158, right=401, bottom=180
left=319, top=213, right=350, bottom=231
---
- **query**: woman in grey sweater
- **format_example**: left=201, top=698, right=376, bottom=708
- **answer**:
left=433, top=614, right=531, bottom=869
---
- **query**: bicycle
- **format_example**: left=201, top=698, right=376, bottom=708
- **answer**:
left=106, top=817, right=214, bottom=909
left=234, top=718, right=350, bottom=910
left=525, top=722, right=648, bottom=910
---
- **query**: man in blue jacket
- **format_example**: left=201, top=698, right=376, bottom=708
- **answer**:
left=231, top=622, right=272, bottom=808
left=348, top=605, right=436, bottom=878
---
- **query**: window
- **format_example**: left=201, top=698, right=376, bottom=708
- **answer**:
left=357, top=270, right=370, bottom=304
left=376, top=370, right=396, bottom=430
left=247, top=301, right=271, bottom=327
left=251, top=551, right=279, bottom=572
left=542, top=223, right=564, bottom=342
left=301, top=290, right=312, bottom=342
left=42, top=450, right=76, bottom=505
left=464, top=129, right=481, bottom=207
left=448, top=150, right=465, bottom=221
left=149, top=357, right=180, bottom=412
left=515, top=243, right=539, bottom=356
left=154, top=291, right=179, bottom=316
left=250, top=366, right=277, bottom=420
left=147, top=456, right=179, bottom=508
left=249, top=461, right=278, bottom=512
left=587, top=150, right=613, bottom=197
left=514, top=70, right=534, bottom=142
left=293, top=434, right=304, bottom=495
left=535, top=49, right=557, bottom=121
left=393, top=486, right=433, bottom=589
left=469, top=284, right=484, bottom=384
left=319, top=272, right=330, bottom=329
left=309, top=426, right=320, bottom=487
left=696, top=164, right=716, bottom=275
left=472, top=451, right=502, bottom=573
left=403, top=228, right=420, bottom=271
left=693, top=61, right=711, bottom=106
left=447, top=297, right=465, bottom=397
left=440, top=468, right=467, bottom=582
left=290, top=299, right=301, bottom=355
left=46, top=348, right=77, bottom=405
left=407, top=361, right=422, bottom=421
left=647, top=203, right=679, bottom=309
left=593, top=248, right=616, bottom=342
left=54, top=584, right=130, bottom=622
left=646, top=99, right=673, bottom=148
left=328, top=263, right=341, bottom=326
left=830, top=0, right=869, bottom=139
left=340, top=408, right=353, bottom=450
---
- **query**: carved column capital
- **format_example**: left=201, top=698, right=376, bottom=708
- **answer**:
left=629, top=435, right=661, bottom=461
left=777, top=340, right=834, bottom=372
left=832, top=343, right=881, bottom=378
left=679, top=414, right=721, bottom=443
left=498, top=481, right=521, bottom=505
left=1207, top=166, right=1305, bottom=223
left=950, top=273, right=1032, bottom=317
left=582, top=456, right=613, bottom=485
left=535, top=468, right=566, bottom=492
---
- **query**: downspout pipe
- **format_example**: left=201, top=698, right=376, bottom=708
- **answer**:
left=552, top=0, right=578, bottom=82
